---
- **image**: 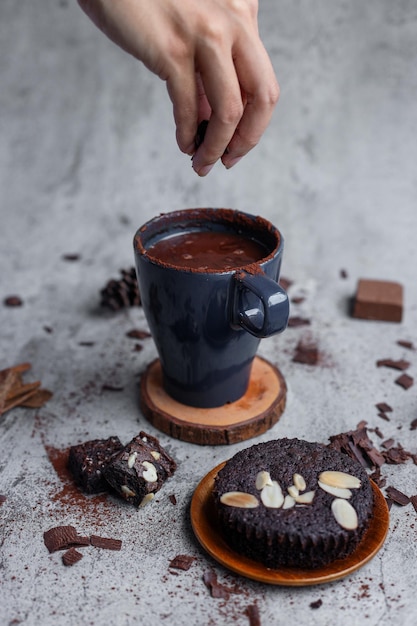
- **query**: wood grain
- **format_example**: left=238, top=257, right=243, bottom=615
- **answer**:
left=139, top=356, right=287, bottom=445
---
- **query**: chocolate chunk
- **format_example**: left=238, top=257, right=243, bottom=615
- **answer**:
left=43, top=526, right=89, bottom=553
left=90, top=535, right=122, bottom=551
left=395, top=374, right=414, bottom=390
left=245, top=604, right=261, bottom=626
left=4, top=295, right=23, bottom=307
left=202, top=570, right=230, bottom=600
left=292, top=340, right=318, bottom=365
left=310, top=599, right=323, bottom=610
left=62, top=547, right=83, bottom=566
left=169, top=555, right=195, bottom=571
left=103, top=432, right=176, bottom=507
left=382, top=445, right=413, bottom=465
left=397, top=340, right=414, bottom=350
left=352, top=279, right=403, bottom=322
left=126, top=329, right=152, bottom=339
left=410, top=495, right=417, bottom=513
left=376, top=402, right=393, bottom=413
left=376, top=359, right=410, bottom=370
left=68, top=436, right=124, bottom=494
left=0, top=494, right=6, bottom=505
left=287, top=316, right=311, bottom=328
left=385, top=486, right=410, bottom=506
left=410, top=418, right=417, bottom=431
left=327, top=426, right=385, bottom=469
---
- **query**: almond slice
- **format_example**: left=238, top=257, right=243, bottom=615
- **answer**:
left=331, top=498, right=358, bottom=530
left=318, top=481, right=352, bottom=499
left=283, top=495, right=296, bottom=509
left=293, top=473, right=306, bottom=492
left=255, top=470, right=273, bottom=490
left=287, top=485, right=299, bottom=498
left=220, top=491, right=259, bottom=508
left=294, top=490, right=315, bottom=504
left=260, top=481, right=284, bottom=508
left=319, top=471, right=361, bottom=489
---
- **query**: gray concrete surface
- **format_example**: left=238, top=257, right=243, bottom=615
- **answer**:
left=1, top=1, right=417, bottom=624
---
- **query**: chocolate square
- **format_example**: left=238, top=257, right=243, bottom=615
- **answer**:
left=68, top=436, right=123, bottom=494
left=352, top=279, right=403, bottom=322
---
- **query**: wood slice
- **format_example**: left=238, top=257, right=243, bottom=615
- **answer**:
left=139, top=356, right=287, bottom=445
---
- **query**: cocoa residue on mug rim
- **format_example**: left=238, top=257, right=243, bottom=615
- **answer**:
left=133, top=208, right=282, bottom=275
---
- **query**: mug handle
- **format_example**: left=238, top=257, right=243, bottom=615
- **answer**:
left=230, top=271, right=289, bottom=338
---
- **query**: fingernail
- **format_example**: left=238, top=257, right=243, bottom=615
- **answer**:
left=192, top=161, right=214, bottom=177
left=224, top=156, right=243, bottom=170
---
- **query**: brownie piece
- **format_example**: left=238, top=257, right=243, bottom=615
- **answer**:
left=213, top=438, right=374, bottom=569
left=352, top=279, right=403, bottom=322
left=103, top=432, right=176, bottom=507
left=68, top=436, right=123, bottom=494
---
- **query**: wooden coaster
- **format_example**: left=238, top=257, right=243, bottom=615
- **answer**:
left=139, top=356, right=287, bottom=445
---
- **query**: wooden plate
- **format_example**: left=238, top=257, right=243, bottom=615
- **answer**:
left=191, top=462, right=390, bottom=586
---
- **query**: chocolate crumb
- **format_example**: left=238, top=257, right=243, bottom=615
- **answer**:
left=0, top=494, right=6, bottom=505
left=376, top=402, right=393, bottom=413
left=290, top=296, right=305, bottom=304
left=245, top=604, right=261, bottom=626
left=169, top=555, right=195, bottom=571
left=169, top=494, right=177, bottom=505
left=292, top=340, right=319, bottom=365
left=397, top=340, right=414, bottom=350
left=78, top=341, right=95, bottom=347
left=376, top=359, right=410, bottom=371
left=382, top=438, right=395, bottom=449
left=4, top=295, right=23, bottom=307
left=310, top=599, right=323, bottom=610
left=340, top=269, right=348, bottom=279
left=101, top=384, right=124, bottom=392
left=62, top=547, right=83, bottom=566
left=395, top=374, right=414, bottom=390
left=377, top=412, right=390, bottom=422
left=410, top=495, right=417, bottom=513
left=410, top=418, right=417, bottom=431
left=202, top=570, right=230, bottom=600
left=133, top=344, right=143, bottom=352
left=90, top=535, right=122, bottom=551
left=62, top=253, right=81, bottom=261
left=287, top=316, right=311, bottom=328
left=126, top=329, right=152, bottom=340
left=385, top=486, right=410, bottom=506
left=43, top=326, right=53, bottom=334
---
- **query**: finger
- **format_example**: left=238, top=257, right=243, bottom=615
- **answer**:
left=222, top=41, right=279, bottom=169
left=166, top=62, right=200, bottom=156
left=192, top=51, right=244, bottom=176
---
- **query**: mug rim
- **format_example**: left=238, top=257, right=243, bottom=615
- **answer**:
left=133, top=208, right=283, bottom=275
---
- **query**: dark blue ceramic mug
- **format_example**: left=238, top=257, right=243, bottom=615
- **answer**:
left=133, top=208, right=289, bottom=408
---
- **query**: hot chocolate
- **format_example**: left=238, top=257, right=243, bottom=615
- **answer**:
left=146, top=231, right=269, bottom=271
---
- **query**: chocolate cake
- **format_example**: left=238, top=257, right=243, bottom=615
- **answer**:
left=103, top=432, right=176, bottom=507
left=212, top=438, right=374, bottom=569
left=68, top=436, right=123, bottom=494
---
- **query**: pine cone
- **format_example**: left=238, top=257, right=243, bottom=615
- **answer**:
left=100, top=267, right=141, bottom=311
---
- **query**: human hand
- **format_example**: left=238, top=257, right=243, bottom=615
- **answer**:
left=78, top=0, right=279, bottom=176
